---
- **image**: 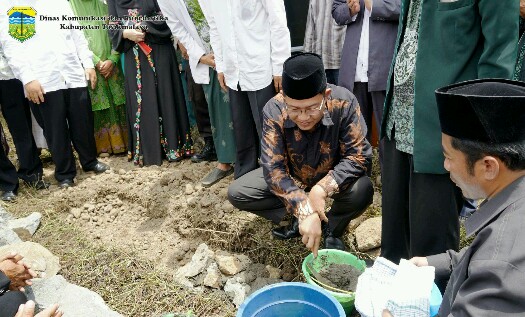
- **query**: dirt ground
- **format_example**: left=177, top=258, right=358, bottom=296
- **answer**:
left=2, top=122, right=381, bottom=316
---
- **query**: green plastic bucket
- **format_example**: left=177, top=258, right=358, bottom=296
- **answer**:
left=302, top=249, right=366, bottom=316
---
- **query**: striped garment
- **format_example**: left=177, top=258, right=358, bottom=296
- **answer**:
left=303, top=0, right=346, bottom=70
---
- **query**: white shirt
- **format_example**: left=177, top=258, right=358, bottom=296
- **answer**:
left=157, top=0, right=210, bottom=85
left=198, top=0, right=291, bottom=91
left=354, top=8, right=371, bottom=83
left=0, top=0, right=94, bottom=94
left=0, top=47, right=15, bottom=81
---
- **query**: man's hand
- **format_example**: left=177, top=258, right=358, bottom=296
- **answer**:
left=178, top=41, right=189, bottom=60
left=123, top=29, right=145, bottom=43
left=217, top=72, right=227, bottom=92
left=24, top=81, right=45, bottom=104
left=309, top=185, right=329, bottom=222
left=382, top=309, right=394, bottom=317
left=85, top=68, right=97, bottom=90
left=199, top=53, right=216, bottom=68
left=347, top=0, right=360, bottom=16
left=15, top=300, right=63, bottom=317
left=299, top=212, right=323, bottom=257
left=365, top=0, right=373, bottom=11
left=0, top=255, right=36, bottom=292
left=273, top=76, right=282, bottom=93
left=410, top=256, right=429, bottom=267
left=98, top=60, right=115, bottom=79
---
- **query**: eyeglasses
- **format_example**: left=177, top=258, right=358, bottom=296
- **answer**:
left=285, top=98, right=325, bottom=117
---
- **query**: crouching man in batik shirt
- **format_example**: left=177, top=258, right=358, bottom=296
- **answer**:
left=228, top=53, right=374, bottom=255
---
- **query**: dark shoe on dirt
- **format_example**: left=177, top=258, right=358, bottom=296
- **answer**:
left=58, top=179, right=74, bottom=189
left=272, top=217, right=301, bottom=240
left=191, top=137, right=217, bottom=163
left=1, top=191, right=16, bottom=201
left=322, top=221, right=346, bottom=251
left=201, top=167, right=233, bottom=187
left=84, top=162, right=110, bottom=174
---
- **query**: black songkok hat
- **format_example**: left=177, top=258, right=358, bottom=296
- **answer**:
left=435, top=79, right=525, bottom=144
left=282, top=52, right=327, bottom=100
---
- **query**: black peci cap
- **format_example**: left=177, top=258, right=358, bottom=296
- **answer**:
left=282, top=52, right=327, bottom=100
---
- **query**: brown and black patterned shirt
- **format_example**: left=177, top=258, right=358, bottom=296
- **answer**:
left=261, top=84, right=372, bottom=219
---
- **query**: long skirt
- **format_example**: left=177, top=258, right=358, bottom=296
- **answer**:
left=123, top=42, right=193, bottom=166
left=203, top=69, right=236, bottom=164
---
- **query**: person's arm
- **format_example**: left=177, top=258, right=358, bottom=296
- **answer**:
left=263, top=0, right=291, bottom=77
left=158, top=0, right=206, bottom=71
left=0, top=15, right=36, bottom=86
left=332, top=0, right=359, bottom=25
left=107, top=50, right=120, bottom=65
left=427, top=248, right=468, bottom=280
left=198, top=0, right=224, bottom=73
left=477, top=0, right=519, bottom=79
left=316, top=96, right=372, bottom=196
left=303, top=1, right=316, bottom=54
left=260, top=101, right=314, bottom=221
left=444, top=260, right=525, bottom=316
left=370, top=0, right=400, bottom=21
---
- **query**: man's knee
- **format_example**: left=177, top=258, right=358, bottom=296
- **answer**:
left=0, top=291, right=27, bottom=317
left=339, top=176, right=374, bottom=213
left=227, top=179, right=245, bottom=210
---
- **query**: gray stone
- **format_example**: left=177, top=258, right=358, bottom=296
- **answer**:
left=203, top=263, right=223, bottom=289
left=26, top=275, right=121, bottom=317
left=176, top=243, right=214, bottom=278
left=224, top=278, right=251, bottom=307
left=355, top=217, right=382, bottom=252
left=0, top=226, right=22, bottom=247
left=0, top=206, right=14, bottom=223
left=70, top=208, right=82, bottom=219
left=0, top=242, right=60, bottom=278
left=185, top=184, right=194, bottom=195
left=8, top=212, right=42, bottom=236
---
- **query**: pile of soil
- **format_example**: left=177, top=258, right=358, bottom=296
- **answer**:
left=319, top=263, right=362, bottom=292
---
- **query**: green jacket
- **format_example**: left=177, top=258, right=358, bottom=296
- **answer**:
left=381, top=0, right=519, bottom=174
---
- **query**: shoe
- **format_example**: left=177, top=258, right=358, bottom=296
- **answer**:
left=322, top=222, right=346, bottom=251
left=167, top=155, right=185, bottom=163
left=1, top=191, right=16, bottom=201
left=272, top=217, right=301, bottom=240
left=58, top=179, right=74, bottom=189
left=191, top=137, right=217, bottom=163
left=201, top=167, right=233, bottom=187
left=84, top=162, right=110, bottom=174
left=25, top=179, right=50, bottom=190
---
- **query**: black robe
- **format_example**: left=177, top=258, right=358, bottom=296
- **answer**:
left=107, top=0, right=193, bottom=166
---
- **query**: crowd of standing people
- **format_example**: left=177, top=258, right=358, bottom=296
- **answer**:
left=0, top=0, right=525, bottom=316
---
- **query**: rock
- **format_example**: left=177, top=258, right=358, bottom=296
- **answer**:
left=224, top=278, right=250, bottom=307
left=222, top=201, right=235, bottom=213
left=8, top=212, right=42, bottom=235
left=185, top=184, right=194, bottom=195
left=282, top=272, right=294, bottom=282
left=0, top=206, right=14, bottom=223
left=176, top=243, right=214, bottom=278
left=26, top=275, right=121, bottom=317
left=118, top=169, right=126, bottom=175
left=248, top=277, right=283, bottom=296
left=235, top=254, right=252, bottom=271
left=203, top=263, right=223, bottom=289
left=0, top=226, right=23, bottom=247
left=0, top=242, right=60, bottom=278
left=12, top=228, right=32, bottom=241
left=355, top=217, right=382, bottom=252
left=265, top=265, right=281, bottom=279
left=216, top=255, right=242, bottom=276
left=348, top=214, right=367, bottom=232
left=376, top=175, right=382, bottom=187
left=70, top=208, right=82, bottom=219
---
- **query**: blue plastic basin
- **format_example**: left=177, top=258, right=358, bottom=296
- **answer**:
left=237, top=282, right=345, bottom=317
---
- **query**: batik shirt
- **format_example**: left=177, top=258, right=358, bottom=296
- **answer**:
left=261, top=85, right=372, bottom=220
left=183, top=0, right=211, bottom=53
left=386, top=0, right=422, bottom=154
